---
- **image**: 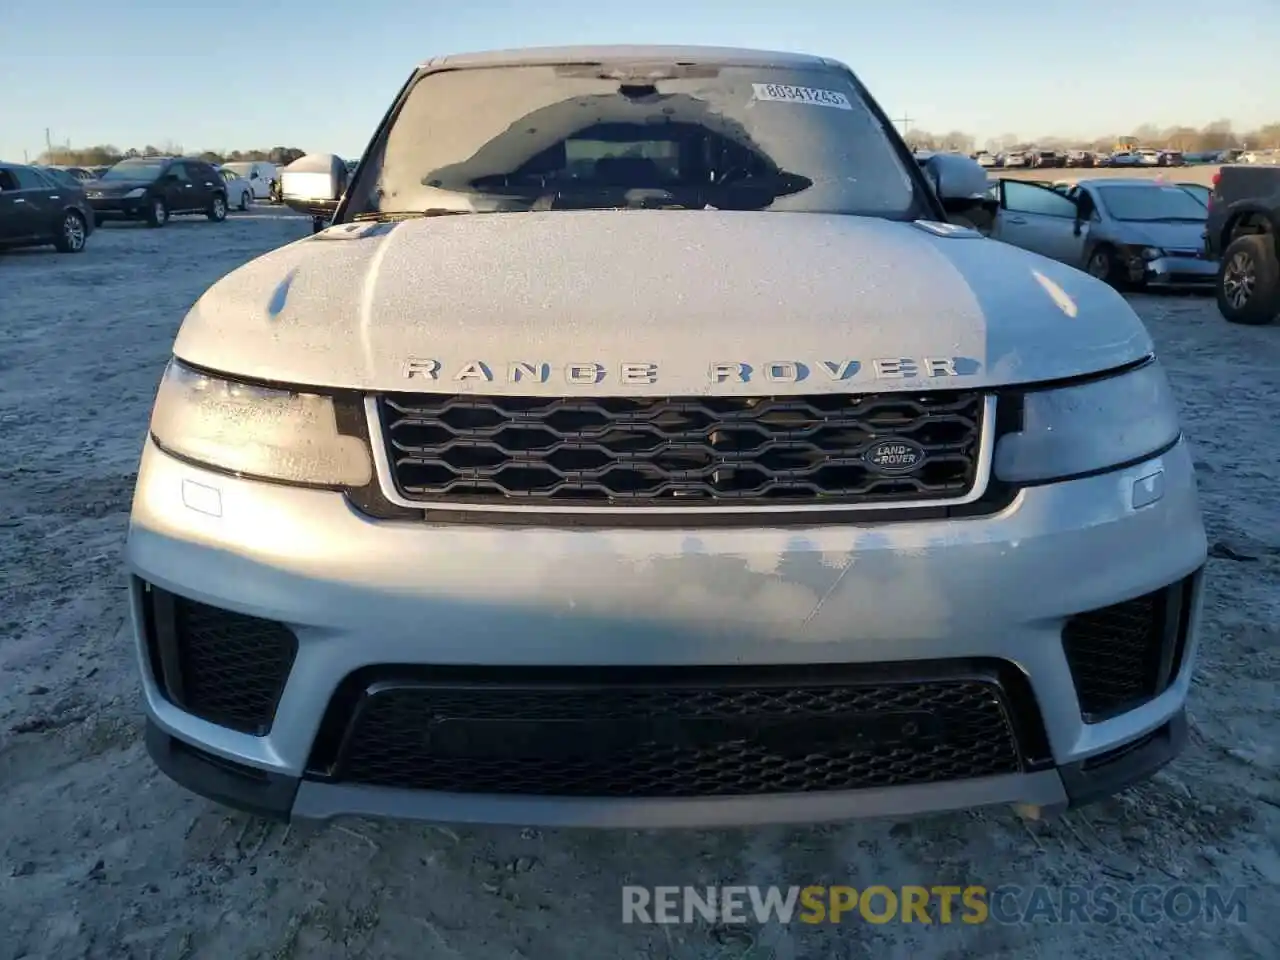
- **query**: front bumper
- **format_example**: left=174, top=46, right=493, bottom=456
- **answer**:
left=88, top=196, right=149, bottom=219
left=1143, top=254, right=1217, bottom=285
left=126, top=438, right=1208, bottom=826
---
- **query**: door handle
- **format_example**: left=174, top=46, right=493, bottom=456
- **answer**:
left=1006, top=216, right=1027, bottom=224
left=12, top=198, right=25, bottom=203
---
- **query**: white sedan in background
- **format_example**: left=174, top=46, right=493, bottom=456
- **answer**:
left=217, top=168, right=254, bottom=211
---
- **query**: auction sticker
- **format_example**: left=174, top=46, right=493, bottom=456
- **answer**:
left=751, top=83, right=852, bottom=110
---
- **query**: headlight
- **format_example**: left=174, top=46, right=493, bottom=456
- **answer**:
left=124, top=188, right=146, bottom=199
left=993, top=361, right=1181, bottom=484
left=1140, top=247, right=1166, bottom=261
left=149, top=359, right=373, bottom=487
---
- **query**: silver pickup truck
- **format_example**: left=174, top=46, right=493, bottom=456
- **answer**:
left=126, top=44, right=1206, bottom=828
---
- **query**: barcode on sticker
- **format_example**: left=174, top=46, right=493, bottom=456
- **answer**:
left=751, top=83, right=852, bottom=110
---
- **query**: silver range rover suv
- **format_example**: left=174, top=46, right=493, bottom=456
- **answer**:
left=126, top=45, right=1207, bottom=827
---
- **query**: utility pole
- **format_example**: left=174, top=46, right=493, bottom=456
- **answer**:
left=893, top=114, right=913, bottom=137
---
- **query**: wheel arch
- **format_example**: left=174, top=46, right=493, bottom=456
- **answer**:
left=1083, top=238, right=1114, bottom=265
left=49, top=203, right=89, bottom=245
left=1222, top=205, right=1278, bottom=258
left=53, top=203, right=88, bottom=232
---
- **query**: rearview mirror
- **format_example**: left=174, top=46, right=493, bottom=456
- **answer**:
left=281, top=153, right=344, bottom=219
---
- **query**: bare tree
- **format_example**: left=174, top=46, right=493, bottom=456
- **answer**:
left=1251, top=123, right=1280, bottom=149
left=1164, top=126, right=1200, bottom=151
left=1197, top=120, right=1235, bottom=151
left=36, top=143, right=309, bottom=167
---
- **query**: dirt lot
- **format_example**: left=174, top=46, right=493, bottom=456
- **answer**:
left=1, top=208, right=1278, bottom=960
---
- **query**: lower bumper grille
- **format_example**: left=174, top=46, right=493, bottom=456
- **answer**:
left=140, top=581, right=297, bottom=735
left=1062, top=572, right=1199, bottom=723
left=309, top=662, right=1041, bottom=798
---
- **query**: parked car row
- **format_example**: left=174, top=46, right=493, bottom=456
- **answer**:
left=1235, top=149, right=1280, bottom=165
left=0, top=161, right=95, bottom=252
left=0, top=155, right=282, bottom=253
left=218, top=160, right=282, bottom=203
left=974, top=148, right=1203, bottom=169
left=84, top=157, right=238, bottom=228
left=38, top=159, right=284, bottom=213
left=961, top=167, right=1279, bottom=326
left=964, top=176, right=1212, bottom=286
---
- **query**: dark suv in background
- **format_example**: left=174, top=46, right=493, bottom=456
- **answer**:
left=85, top=157, right=228, bottom=227
left=0, top=162, right=94, bottom=253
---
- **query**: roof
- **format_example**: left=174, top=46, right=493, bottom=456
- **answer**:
left=421, top=44, right=842, bottom=71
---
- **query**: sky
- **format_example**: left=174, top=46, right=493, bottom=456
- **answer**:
left=2, top=0, right=1276, bottom=161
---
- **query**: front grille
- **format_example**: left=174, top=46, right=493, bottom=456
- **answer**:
left=140, top=582, right=297, bottom=736
left=378, top=391, right=985, bottom=507
left=308, top=663, right=1032, bottom=797
left=1061, top=574, right=1197, bottom=723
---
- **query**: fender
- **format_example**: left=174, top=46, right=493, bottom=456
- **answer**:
left=1219, top=200, right=1280, bottom=256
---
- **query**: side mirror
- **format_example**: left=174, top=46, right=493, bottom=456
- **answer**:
left=280, top=153, right=343, bottom=219
left=922, top=153, right=990, bottom=206
left=922, top=154, right=991, bottom=225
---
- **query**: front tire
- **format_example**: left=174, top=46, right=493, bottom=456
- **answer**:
left=146, top=198, right=168, bottom=228
left=1086, top=245, right=1120, bottom=285
left=207, top=193, right=227, bottom=222
left=1216, top=233, right=1280, bottom=325
left=238, top=189, right=251, bottom=211
left=54, top=210, right=87, bottom=253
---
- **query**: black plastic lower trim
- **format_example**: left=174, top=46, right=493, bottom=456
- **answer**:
left=145, top=720, right=299, bottom=822
left=143, top=711, right=1185, bottom=821
left=1059, top=709, right=1187, bottom=808
left=304, top=658, right=1055, bottom=792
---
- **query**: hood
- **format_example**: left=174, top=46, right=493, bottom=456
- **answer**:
left=174, top=211, right=1153, bottom=396
left=1110, top=219, right=1207, bottom=252
left=87, top=179, right=154, bottom=194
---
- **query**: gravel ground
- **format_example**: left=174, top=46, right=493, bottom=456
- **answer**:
left=1, top=208, right=1278, bottom=960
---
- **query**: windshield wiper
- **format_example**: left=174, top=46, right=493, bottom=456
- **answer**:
left=351, top=209, right=474, bottom=222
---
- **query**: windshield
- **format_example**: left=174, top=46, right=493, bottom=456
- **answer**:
left=102, top=160, right=166, bottom=181
left=1098, top=185, right=1207, bottom=221
left=222, top=162, right=253, bottom=176
left=219, top=168, right=238, bottom=181
left=40, top=167, right=82, bottom=188
left=352, top=63, right=921, bottom=218
left=1179, top=184, right=1209, bottom=206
